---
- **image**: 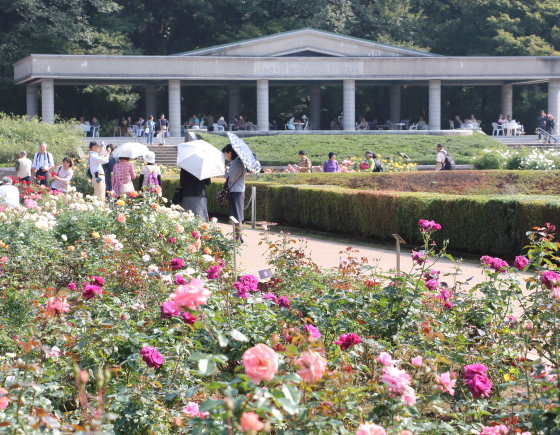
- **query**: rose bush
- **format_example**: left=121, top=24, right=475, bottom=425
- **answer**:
left=0, top=187, right=559, bottom=434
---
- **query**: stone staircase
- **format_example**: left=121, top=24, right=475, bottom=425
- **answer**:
left=83, top=137, right=182, bottom=166
left=491, top=134, right=555, bottom=148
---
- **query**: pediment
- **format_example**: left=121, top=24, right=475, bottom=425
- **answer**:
left=173, top=28, right=438, bottom=58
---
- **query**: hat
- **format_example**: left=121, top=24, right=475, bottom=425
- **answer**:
left=301, top=114, right=308, bottom=119
left=2, top=176, right=12, bottom=185
left=143, top=151, right=156, bottom=163
left=219, top=116, right=225, bottom=121
left=365, top=150, right=373, bottom=156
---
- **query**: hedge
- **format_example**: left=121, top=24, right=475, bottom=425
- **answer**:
left=162, top=178, right=560, bottom=257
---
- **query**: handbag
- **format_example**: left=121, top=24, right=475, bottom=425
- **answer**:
left=216, top=182, right=229, bottom=206
left=172, top=186, right=184, bottom=205
left=121, top=182, right=135, bottom=193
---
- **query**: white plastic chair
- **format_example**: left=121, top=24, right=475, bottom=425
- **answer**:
left=448, top=120, right=454, bottom=130
left=213, top=123, right=224, bottom=132
left=92, top=126, right=100, bottom=137
left=492, top=122, right=504, bottom=136
left=409, top=123, right=418, bottom=130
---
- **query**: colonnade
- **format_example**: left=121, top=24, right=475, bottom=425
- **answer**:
left=26, top=78, right=560, bottom=136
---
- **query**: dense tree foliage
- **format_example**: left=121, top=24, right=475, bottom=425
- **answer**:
left=1, top=0, right=559, bottom=130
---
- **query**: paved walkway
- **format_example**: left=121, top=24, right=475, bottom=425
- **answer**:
left=216, top=222, right=529, bottom=296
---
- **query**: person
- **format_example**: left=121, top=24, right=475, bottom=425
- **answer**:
left=89, top=117, right=100, bottom=136
left=360, top=151, right=377, bottom=172
left=138, top=152, right=162, bottom=191
left=435, top=144, right=447, bottom=171
left=0, top=177, right=19, bottom=208
left=537, top=110, right=547, bottom=140
left=496, top=114, right=505, bottom=125
left=465, top=114, right=476, bottom=125
left=112, top=156, right=136, bottom=197
left=369, top=118, right=379, bottom=130
left=31, top=142, right=54, bottom=186
left=145, top=115, right=155, bottom=145
left=50, top=157, right=74, bottom=192
left=323, top=152, right=339, bottom=173
left=297, top=150, right=312, bottom=173
left=417, top=116, right=428, bottom=128
left=546, top=114, right=555, bottom=143
left=179, top=168, right=210, bottom=222
left=217, top=116, right=228, bottom=129
left=222, top=143, right=246, bottom=242
left=269, top=120, right=278, bottom=130
left=119, top=116, right=128, bottom=136
left=102, top=144, right=117, bottom=193
left=301, top=115, right=309, bottom=130
left=126, top=116, right=135, bottom=136
left=188, top=114, right=200, bottom=127
left=237, top=115, right=247, bottom=131
left=287, top=116, right=296, bottom=130
left=136, top=117, right=145, bottom=136
left=89, top=141, right=112, bottom=200
left=15, top=150, right=32, bottom=182
left=206, top=114, right=214, bottom=131
left=358, top=117, right=368, bottom=130
left=157, top=114, right=169, bottom=145
left=453, top=115, right=462, bottom=129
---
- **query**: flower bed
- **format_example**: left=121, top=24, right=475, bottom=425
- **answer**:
left=0, top=187, right=559, bottom=434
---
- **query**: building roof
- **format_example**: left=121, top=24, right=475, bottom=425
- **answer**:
left=172, top=28, right=438, bottom=58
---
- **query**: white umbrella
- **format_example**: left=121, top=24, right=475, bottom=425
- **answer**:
left=177, top=140, right=225, bottom=180
left=112, top=142, right=150, bottom=159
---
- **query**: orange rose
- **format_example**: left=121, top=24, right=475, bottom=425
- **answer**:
left=67, top=246, right=75, bottom=251
left=200, top=223, right=210, bottom=231
left=203, top=247, right=212, bottom=255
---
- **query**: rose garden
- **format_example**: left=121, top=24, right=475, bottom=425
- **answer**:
left=1, top=121, right=560, bottom=434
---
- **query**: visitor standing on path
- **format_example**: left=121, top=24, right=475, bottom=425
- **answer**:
left=31, top=142, right=54, bottom=186
left=435, top=144, right=447, bottom=171
left=15, top=150, right=32, bottom=183
left=222, top=143, right=246, bottom=243
left=89, top=141, right=112, bottom=200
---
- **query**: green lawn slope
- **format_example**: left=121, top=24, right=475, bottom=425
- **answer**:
left=197, top=132, right=504, bottom=166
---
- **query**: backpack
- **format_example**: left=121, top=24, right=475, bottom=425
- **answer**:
left=442, top=150, right=455, bottom=170
left=373, top=158, right=383, bottom=172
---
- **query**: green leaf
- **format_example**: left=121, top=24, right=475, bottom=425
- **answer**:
left=278, top=397, right=299, bottom=415
left=228, top=329, right=248, bottom=342
left=217, top=333, right=229, bottom=347
left=198, top=359, right=216, bottom=376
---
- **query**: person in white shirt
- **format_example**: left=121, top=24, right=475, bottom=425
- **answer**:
left=15, top=150, right=32, bottom=182
left=435, top=144, right=447, bottom=171
left=89, top=141, right=112, bottom=200
left=50, top=157, right=74, bottom=192
left=0, top=177, right=20, bottom=208
left=31, top=142, right=54, bottom=186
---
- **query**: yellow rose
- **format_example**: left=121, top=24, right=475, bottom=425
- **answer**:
left=116, top=200, right=125, bottom=207
left=92, top=232, right=100, bottom=238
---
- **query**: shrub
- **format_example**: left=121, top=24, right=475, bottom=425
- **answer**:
left=0, top=114, right=84, bottom=165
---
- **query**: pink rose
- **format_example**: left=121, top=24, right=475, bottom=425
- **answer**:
left=206, top=265, right=221, bottom=280
left=402, top=385, right=417, bottom=406
left=161, top=300, right=180, bottom=319
left=436, top=371, right=456, bottom=395
left=304, top=324, right=321, bottom=338
left=187, top=244, right=197, bottom=254
left=542, top=270, right=560, bottom=290
left=490, top=257, right=509, bottom=273
left=170, top=278, right=211, bottom=311
left=240, top=412, right=264, bottom=432
left=46, top=297, right=70, bottom=314
left=169, top=237, right=176, bottom=244
left=356, top=422, right=387, bottom=435
left=376, top=351, right=395, bottom=366
left=410, top=356, right=423, bottom=367
left=425, top=279, right=439, bottom=290
left=294, top=350, right=327, bottom=383
left=514, top=255, right=529, bottom=271
left=0, top=387, right=9, bottom=410
left=182, top=401, right=208, bottom=418
left=334, top=333, right=362, bottom=351
left=82, top=284, right=102, bottom=300
left=117, top=214, right=126, bottom=223
left=411, top=250, right=427, bottom=265
left=67, top=282, right=77, bottom=291
left=418, top=219, right=441, bottom=232
left=174, top=274, right=188, bottom=285
left=90, top=276, right=105, bottom=287
left=381, top=365, right=411, bottom=394
left=479, top=425, right=508, bottom=435
left=278, top=296, right=291, bottom=308
left=242, top=344, right=278, bottom=384
left=262, top=293, right=278, bottom=304
left=0, top=256, right=8, bottom=264
left=192, top=231, right=201, bottom=240
left=182, top=311, right=197, bottom=324
left=170, top=258, right=185, bottom=271
left=481, top=255, right=494, bottom=266
left=463, top=363, right=492, bottom=398
left=140, top=346, right=164, bottom=369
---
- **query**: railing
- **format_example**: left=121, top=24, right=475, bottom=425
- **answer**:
left=536, top=128, right=559, bottom=145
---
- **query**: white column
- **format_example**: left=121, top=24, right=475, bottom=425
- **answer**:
left=428, top=80, right=441, bottom=131
left=228, top=84, right=240, bottom=125
left=549, top=79, right=560, bottom=135
left=501, top=84, right=513, bottom=118
left=26, top=84, right=39, bottom=120
left=342, top=79, right=355, bottom=131
left=256, top=80, right=269, bottom=131
left=310, top=84, right=321, bottom=129
left=41, top=79, right=54, bottom=124
left=168, top=80, right=181, bottom=137
left=145, top=84, right=157, bottom=120
left=389, top=85, right=401, bottom=123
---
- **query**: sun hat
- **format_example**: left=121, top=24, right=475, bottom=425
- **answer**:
left=143, top=151, right=156, bottom=163
left=218, top=116, right=225, bottom=121
left=365, top=150, right=373, bottom=156
left=301, top=114, right=308, bottom=119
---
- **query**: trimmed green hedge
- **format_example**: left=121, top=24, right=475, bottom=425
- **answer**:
left=162, top=178, right=560, bottom=256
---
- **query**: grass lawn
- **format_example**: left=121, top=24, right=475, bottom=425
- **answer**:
left=197, top=132, right=504, bottom=166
